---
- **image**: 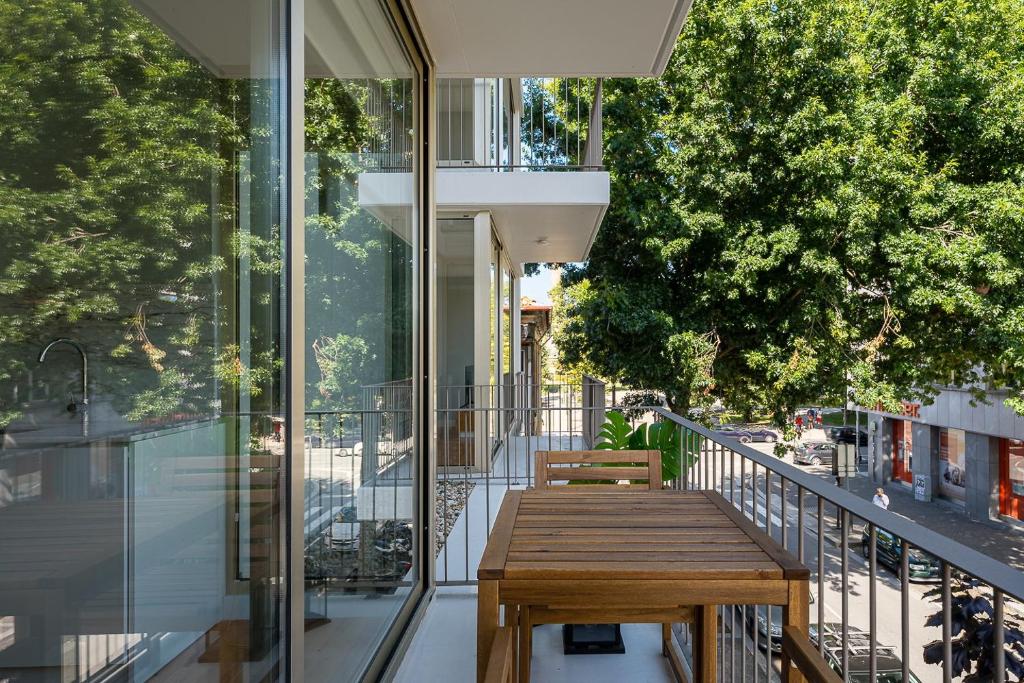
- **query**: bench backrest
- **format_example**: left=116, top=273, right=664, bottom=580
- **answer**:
left=534, top=450, right=663, bottom=491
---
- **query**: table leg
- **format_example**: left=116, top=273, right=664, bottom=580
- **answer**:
left=782, top=580, right=809, bottom=683
left=478, top=580, right=499, bottom=683
left=697, top=605, right=718, bottom=683
left=518, top=604, right=532, bottom=683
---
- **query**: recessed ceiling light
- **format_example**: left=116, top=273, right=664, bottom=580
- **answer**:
left=536, top=237, right=550, bottom=246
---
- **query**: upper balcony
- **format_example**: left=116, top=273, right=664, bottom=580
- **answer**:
left=360, top=77, right=609, bottom=265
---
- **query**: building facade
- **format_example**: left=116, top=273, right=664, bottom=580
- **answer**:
left=864, top=387, right=1024, bottom=527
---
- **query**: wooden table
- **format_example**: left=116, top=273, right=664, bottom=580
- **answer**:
left=477, top=489, right=810, bottom=683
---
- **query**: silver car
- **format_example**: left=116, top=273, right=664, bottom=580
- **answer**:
left=794, top=440, right=835, bottom=465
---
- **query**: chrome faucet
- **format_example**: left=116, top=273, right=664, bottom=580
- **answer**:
left=38, top=338, right=89, bottom=435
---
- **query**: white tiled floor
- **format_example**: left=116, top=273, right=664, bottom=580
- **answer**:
left=393, top=587, right=678, bottom=683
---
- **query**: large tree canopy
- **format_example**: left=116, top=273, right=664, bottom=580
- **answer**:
left=556, top=0, right=1024, bottom=419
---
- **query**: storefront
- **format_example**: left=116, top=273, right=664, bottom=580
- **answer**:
left=866, top=386, right=1024, bottom=527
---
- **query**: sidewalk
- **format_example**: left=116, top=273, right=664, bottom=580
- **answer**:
left=784, top=428, right=1024, bottom=570
left=840, top=474, right=1024, bottom=571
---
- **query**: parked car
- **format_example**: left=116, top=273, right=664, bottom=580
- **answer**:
left=814, top=622, right=923, bottom=683
left=794, top=441, right=835, bottom=466
left=826, top=425, right=868, bottom=446
left=713, top=424, right=778, bottom=444
left=860, top=528, right=941, bottom=582
left=735, top=591, right=816, bottom=653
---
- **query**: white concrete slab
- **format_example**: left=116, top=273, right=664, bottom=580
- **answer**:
left=393, top=587, right=676, bottom=683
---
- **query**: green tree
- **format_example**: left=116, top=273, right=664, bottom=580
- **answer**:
left=557, top=0, right=1024, bottom=420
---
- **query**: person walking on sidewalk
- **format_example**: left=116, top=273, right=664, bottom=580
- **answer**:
left=872, top=487, right=890, bottom=510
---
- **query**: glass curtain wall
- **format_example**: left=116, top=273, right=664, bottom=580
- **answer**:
left=0, top=1, right=288, bottom=681
left=301, top=1, right=420, bottom=680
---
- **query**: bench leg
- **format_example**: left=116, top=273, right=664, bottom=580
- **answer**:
left=783, top=581, right=809, bottom=683
left=478, top=581, right=499, bottom=683
left=696, top=605, right=717, bottom=683
left=518, top=605, right=532, bottom=683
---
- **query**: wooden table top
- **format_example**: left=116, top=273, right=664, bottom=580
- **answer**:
left=479, top=489, right=809, bottom=582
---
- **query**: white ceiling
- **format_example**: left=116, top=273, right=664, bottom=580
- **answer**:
left=408, top=0, right=693, bottom=77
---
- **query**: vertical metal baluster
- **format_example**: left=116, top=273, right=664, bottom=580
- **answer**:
left=442, top=392, right=450, bottom=582
left=729, top=441, right=735, bottom=502
left=994, top=589, right=1005, bottom=683
left=464, top=400, right=472, bottom=582
left=702, top=435, right=708, bottom=490
left=719, top=604, right=725, bottom=683
left=797, top=485, right=805, bottom=564
left=764, top=469, right=772, bottom=536
left=781, top=478, right=788, bottom=551
left=841, top=509, right=849, bottom=683
left=740, top=457, right=747, bottom=519
left=753, top=601, right=759, bottom=683
left=720, top=441, right=726, bottom=496
left=817, top=497, right=825, bottom=656
left=869, top=524, right=878, bottom=683
left=942, top=563, right=952, bottom=683
left=731, top=598, right=737, bottom=683
left=741, top=603, right=748, bottom=683
left=901, top=539, right=910, bottom=683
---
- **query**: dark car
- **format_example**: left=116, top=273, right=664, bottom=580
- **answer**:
left=860, top=528, right=941, bottom=582
left=794, top=441, right=835, bottom=466
left=815, top=623, right=923, bottom=683
left=735, top=591, right=816, bottom=653
left=713, top=424, right=778, bottom=444
left=826, top=426, right=868, bottom=446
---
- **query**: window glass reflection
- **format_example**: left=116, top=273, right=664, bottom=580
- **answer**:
left=302, top=2, right=418, bottom=680
left=0, top=1, right=288, bottom=681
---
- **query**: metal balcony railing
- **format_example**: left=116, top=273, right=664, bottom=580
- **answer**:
left=430, top=388, right=1024, bottom=682
left=433, top=378, right=610, bottom=584
left=652, top=407, right=1024, bottom=683
left=436, top=77, right=603, bottom=172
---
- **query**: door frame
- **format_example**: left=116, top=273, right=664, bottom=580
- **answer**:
left=892, top=420, right=913, bottom=484
left=1000, top=438, right=1024, bottom=520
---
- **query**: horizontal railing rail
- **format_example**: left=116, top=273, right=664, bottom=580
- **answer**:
left=652, top=407, right=1024, bottom=601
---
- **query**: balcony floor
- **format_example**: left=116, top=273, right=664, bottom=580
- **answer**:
left=393, top=587, right=678, bottom=683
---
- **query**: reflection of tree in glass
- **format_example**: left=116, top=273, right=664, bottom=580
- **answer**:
left=303, top=77, right=414, bottom=413
left=0, top=0, right=283, bottom=427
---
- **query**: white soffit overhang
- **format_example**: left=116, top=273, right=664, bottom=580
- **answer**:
left=407, top=0, right=693, bottom=77
left=358, top=170, right=610, bottom=265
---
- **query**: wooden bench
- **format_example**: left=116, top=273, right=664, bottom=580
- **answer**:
left=520, top=450, right=693, bottom=681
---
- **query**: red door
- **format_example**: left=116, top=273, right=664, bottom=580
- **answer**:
left=1000, top=439, right=1024, bottom=520
left=892, top=420, right=913, bottom=483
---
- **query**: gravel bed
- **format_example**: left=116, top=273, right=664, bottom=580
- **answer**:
left=435, top=480, right=475, bottom=555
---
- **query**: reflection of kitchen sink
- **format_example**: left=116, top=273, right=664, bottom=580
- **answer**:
left=1, top=401, right=128, bottom=450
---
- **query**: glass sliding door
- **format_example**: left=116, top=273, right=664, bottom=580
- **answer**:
left=0, top=1, right=289, bottom=681
left=301, top=1, right=421, bottom=680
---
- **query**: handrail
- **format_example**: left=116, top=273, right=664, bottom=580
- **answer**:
left=782, top=625, right=842, bottom=683
left=650, top=406, right=1024, bottom=602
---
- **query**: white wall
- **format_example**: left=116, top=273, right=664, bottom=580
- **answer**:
left=440, top=272, right=474, bottom=390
